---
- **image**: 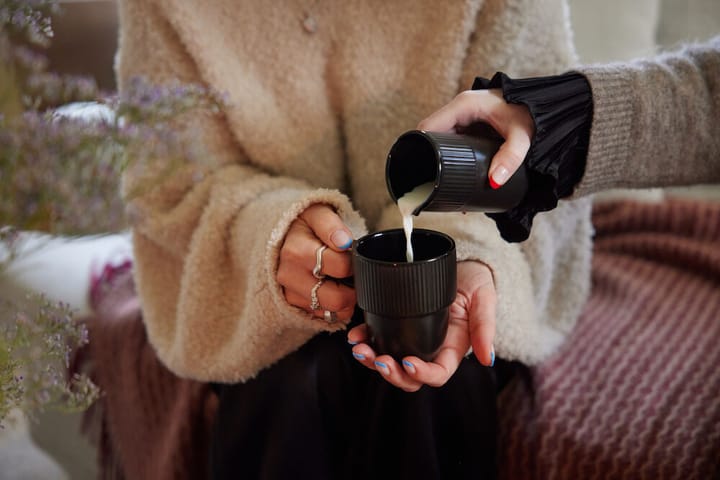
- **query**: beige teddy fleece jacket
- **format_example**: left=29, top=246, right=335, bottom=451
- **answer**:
left=117, top=0, right=593, bottom=382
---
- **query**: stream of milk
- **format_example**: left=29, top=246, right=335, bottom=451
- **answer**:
left=396, top=182, right=434, bottom=262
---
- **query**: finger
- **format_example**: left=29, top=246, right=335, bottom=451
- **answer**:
left=487, top=123, right=532, bottom=189
left=350, top=343, right=377, bottom=370
left=399, top=332, right=465, bottom=387
left=417, top=101, right=463, bottom=132
left=467, top=284, right=497, bottom=367
left=282, top=277, right=355, bottom=315
left=398, top=355, right=452, bottom=388
left=280, top=266, right=356, bottom=316
left=349, top=345, right=423, bottom=392
left=299, top=204, right=354, bottom=251
left=281, top=221, right=352, bottom=279
left=371, top=354, right=424, bottom=392
left=417, top=90, right=480, bottom=132
left=347, top=323, right=369, bottom=345
left=417, top=90, right=505, bottom=132
left=284, top=288, right=355, bottom=321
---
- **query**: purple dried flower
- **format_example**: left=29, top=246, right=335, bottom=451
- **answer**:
left=0, top=0, right=59, bottom=45
left=0, top=294, right=101, bottom=424
left=1, top=0, right=229, bottom=424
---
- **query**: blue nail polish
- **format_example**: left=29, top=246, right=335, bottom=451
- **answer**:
left=490, top=350, right=495, bottom=367
left=347, top=339, right=358, bottom=345
left=339, top=238, right=353, bottom=250
left=374, top=360, right=389, bottom=373
left=402, top=359, right=415, bottom=373
left=352, top=352, right=365, bottom=360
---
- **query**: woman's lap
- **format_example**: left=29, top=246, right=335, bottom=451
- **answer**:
left=210, top=314, right=505, bottom=480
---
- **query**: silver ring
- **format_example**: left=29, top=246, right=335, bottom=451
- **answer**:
left=310, top=278, right=324, bottom=311
left=323, top=310, right=338, bottom=324
left=313, top=245, right=328, bottom=279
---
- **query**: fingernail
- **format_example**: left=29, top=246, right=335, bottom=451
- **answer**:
left=331, top=230, right=353, bottom=250
left=352, top=352, right=365, bottom=360
left=490, top=347, right=495, bottom=367
left=402, top=359, right=415, bottom=374
left=347, top=339, right=358, bottom=345
left=489, top=166, right=510, bottom=189
left=374, top=360, right=389, bottom=375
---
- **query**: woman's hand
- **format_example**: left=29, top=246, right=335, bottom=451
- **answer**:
left=278, top=204, right=356, bottom=322
left=347, top=261, right=496, bottom=392
left=418, top=89, right=534, bottom=189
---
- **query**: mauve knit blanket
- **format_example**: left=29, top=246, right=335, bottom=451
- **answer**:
left=78, top=198, right=720, bottom=479
left=498, top=198, right=720, bottom=479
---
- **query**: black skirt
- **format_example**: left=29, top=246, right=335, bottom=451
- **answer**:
left=209, top=309, right=518, bottom=480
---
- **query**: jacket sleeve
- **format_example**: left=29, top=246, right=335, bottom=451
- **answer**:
left=576, top=36, right=720, bottom=195
left=116, top=0, right=366, bottom=382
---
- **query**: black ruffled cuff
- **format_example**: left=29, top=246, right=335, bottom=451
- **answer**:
left=472, top=71, right=593, bottom=242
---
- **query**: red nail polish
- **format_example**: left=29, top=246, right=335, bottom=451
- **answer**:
left=489, top=177, right=500, bottom=189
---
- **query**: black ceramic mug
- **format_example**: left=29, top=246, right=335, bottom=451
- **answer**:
left=352, top=228, right=456, bottom=361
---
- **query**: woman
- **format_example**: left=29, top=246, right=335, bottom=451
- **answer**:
left=117, top=0, right=592, bottom=477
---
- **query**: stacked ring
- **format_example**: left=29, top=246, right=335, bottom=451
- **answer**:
left=310, top=244, right=338, bottom=322
left=310, top=278, right=323, bottom=311
left=323, top=310, right=338, bottom=323
left=313, top=245, right=327, bottom=279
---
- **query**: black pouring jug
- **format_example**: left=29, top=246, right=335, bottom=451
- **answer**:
left=386, top=127, right=528, bottom=214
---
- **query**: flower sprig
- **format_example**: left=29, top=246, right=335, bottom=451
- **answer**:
left=0, top=0, right=226, bottom=425
left=0, top=0, right=60, bottom=47
left=0, top=295, right=100, bottom=423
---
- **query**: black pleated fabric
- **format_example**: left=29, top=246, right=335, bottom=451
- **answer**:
left=472, top=71, right=593, bottom=242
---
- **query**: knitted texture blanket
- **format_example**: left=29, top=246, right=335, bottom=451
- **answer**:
left=498, top=198, right=720, bottom=479
left=77, top=197, right=720, bottom=479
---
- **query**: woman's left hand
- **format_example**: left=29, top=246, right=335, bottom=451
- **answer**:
left=347, top=261, right=496, bottom=392
left=417, top=88, right=534, bottom=189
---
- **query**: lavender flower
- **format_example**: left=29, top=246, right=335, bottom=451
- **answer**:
left=0, top=0, right=59, bottom=46
left=0, top=76, right=225, bottom=235
left=0, top=295, right=100, bottom=424
left=0, top=0, right=226, bottom=423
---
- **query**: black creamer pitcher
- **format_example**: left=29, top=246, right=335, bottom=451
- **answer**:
left=386, top=129, right=528, bottom=215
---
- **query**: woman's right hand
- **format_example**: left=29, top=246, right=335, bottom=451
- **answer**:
left=418, top=88, right=534, bottom=189
left=277, top=204, right=356, bottom=323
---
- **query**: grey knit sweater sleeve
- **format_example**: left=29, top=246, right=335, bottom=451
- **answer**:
left=575, top=36, right=720, bottom=196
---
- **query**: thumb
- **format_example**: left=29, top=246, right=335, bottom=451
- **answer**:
left=459, top=262, right=497, bottom=367
left=468, top=286, right=496, bottom=366
left=487, top=126, right=531, bottom=189
left=299, top=203, right=354, bottom=251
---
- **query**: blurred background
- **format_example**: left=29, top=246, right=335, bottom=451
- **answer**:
left=0, top=0, right=718, bottom=478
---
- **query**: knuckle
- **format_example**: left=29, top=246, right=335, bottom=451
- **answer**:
left=280, top=241, right=305, bottom=265
left=322, top=288, right=355, bottom=312
left=318, top=289, right=343, bottom=312
left=428, top=378, right=447, bottom=388
left=484, top=107, right=502, bottom=129
left=504, top=148, right=525, bottom=168
left=455, top=90, right=475, bottom=102
left=276, top=266, right=292, bottom=286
